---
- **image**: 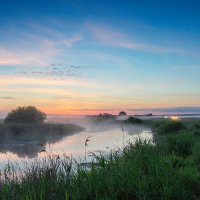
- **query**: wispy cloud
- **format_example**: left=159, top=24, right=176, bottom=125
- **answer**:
left=20, top=64, right=83, bottom=78
left=88, top=23, right=183, bottom=54
left=172, top=65, right=200, bottom=71
left=0, top=21, right=82, bottom=66
left=0, top=97, right=16, bottom=100
left=117, top=41, right=182, bottom=54
left=39, top=34, right=82, bottom=48
left=127, top=107, right=200, bottom=114
left=0, top=75, right=110, bottom=90
left=22, top=64, right=100, bottom=79
left=0, top=34, right=81, bottom=66
left=0, top=47, right=58, bottom=66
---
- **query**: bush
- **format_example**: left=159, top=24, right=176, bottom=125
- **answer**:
left=166, top=154, right=187, bottom=169
left=118, top=111, right=127, bottom=116
left=156, top=120, right=186, bottom=135
left=193, top=123, right=200, bottom=135
left=95, top=113, right=116, bottom=121
left=125, top=116, right=143, bottom=124
left=194, top=123, right=200, bottom=129
left=178, top=166, right=200, bottom=196
left=4, top=106, right=46, bottom=124
left=192, top=144, right=200, bottom=170
left=164, top=132, right=194, bottom=157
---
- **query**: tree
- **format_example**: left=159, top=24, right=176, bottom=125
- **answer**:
left=118, top=111, right=127, bottom=116
left=4, top=106, right=46, bottom=124
left=95, top=113, right=116, bottom=121
left=125, top=116, right=143, bottom=124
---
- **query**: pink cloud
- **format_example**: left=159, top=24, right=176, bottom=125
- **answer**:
left=0, top=47, right=58, bottom=65
left=0, top=33, right=81, bottom=66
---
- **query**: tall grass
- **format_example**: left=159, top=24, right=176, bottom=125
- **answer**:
left=0, top=120, right=200, bottom=199
left=154, top=120, right=186, bottom=135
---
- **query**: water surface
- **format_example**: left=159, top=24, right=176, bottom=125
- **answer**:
left=0, top=116, right=152, bottom=169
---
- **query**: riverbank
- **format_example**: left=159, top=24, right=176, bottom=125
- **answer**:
left=0, top=119, right=200, bottom=199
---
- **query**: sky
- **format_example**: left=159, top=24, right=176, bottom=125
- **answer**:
left=0, top=0, right=200, bottom=116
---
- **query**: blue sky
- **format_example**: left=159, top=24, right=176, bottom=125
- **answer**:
left=0, top=0, right=200, bottom=115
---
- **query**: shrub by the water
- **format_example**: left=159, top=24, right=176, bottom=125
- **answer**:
left=118, top=111, right=127, bottom=116
left=163, top=132, right=194, bottom=157
left=95, top=113, right=116, bottom=121
left=4, top=106, right=46, bottom=124
left=156, top=120, right=186, bottom=135
left=193, top=123, right=200, bottom=135
left=125, top=116, right=143, bottom=124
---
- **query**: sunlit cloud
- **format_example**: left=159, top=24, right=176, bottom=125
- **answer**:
left=0, top=47, right=58, bottom=66
left=0, top=75, right=109, bottom=90
left=0, top=97, right=16, bottom=100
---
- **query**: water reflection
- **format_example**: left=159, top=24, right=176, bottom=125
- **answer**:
left=0, top=143, right=43, bottom=158
left=0, top=123, right=83, bottom=158
left=0, top=117, right=152, bottom=168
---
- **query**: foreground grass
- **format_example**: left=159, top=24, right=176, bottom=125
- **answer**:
left=0, top=119, right=200, bottom=199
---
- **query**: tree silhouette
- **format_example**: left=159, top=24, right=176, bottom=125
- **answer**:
left=118, top=111, right=127, bottom=116
left=4, top=106, right=46, bottom=124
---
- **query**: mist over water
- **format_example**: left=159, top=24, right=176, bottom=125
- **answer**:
left=0, top=116, right=152, bottom=169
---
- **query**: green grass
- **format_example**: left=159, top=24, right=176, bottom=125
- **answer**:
left=153, top=120, right=186, bottom=134
left=0, top=119, right=200, bottom=199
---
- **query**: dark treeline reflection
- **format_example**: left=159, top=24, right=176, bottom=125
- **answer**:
left=0, top=123, right=84, bottom=158
left=0, top=117, right=151, bottom=158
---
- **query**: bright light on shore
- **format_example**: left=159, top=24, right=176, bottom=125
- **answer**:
left=171, top=116, right=179, bottom=121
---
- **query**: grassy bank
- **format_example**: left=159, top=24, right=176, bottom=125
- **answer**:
left=0, top=119, right=200, bottom=199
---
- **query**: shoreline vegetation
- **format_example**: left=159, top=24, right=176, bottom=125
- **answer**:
left=0, top=123, right=84, bottom=158
left=0, top=106, right=85, bottom=158
left=0, top=117, right=199, bottom=199
left=0, top=122, right=85, bottom=140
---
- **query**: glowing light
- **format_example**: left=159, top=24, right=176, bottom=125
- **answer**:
left=171, top=116, right=179, bottom=121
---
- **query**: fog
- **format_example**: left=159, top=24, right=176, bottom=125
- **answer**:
left=0, top=116, right=152, bottom=161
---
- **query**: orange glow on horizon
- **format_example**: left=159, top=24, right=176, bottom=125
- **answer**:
left=1, top=75, right=200, bottom=116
